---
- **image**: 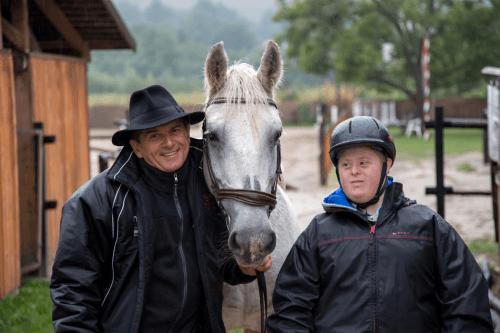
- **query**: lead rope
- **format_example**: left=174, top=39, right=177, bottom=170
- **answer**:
left=256, top=271, right=268, bottom=333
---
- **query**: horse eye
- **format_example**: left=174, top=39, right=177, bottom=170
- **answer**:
left=273, top=129, right=282, bottom=142
left=205, top=131, right=219, bottom=142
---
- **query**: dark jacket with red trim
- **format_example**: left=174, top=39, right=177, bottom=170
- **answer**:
left=267, top=179, right=493, bottom=333
left=50, top=139, right=254, bottom=333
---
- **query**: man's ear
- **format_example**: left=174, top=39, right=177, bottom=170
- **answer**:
left=130, top=139, right=143, bottom=158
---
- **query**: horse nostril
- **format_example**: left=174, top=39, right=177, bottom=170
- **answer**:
left=264, top=230, right=277, bottom=253
left=228, top=232, right=241, bottom=253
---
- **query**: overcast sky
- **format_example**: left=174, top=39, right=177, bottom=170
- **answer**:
left=117, top=0, right=277, bottom=22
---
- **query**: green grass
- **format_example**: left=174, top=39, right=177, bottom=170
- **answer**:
left=0, top=278, right=52, bottom=333
left=389, top=127, right=484, bottom=161
left=467, top=240, right=499, bottom=258
left=457, top=162, right=476, bottom=173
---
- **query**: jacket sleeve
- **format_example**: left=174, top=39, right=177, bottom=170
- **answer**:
left=220, top=258, right=256, bottom=285
left=267, top=222, right=319, bottom=333
left=434, top=215, right=493, bottom=332
left=50, top=186, right=111, bottom=333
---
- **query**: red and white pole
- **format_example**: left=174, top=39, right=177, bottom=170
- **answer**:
left=421, top=34, right=431, bottom=122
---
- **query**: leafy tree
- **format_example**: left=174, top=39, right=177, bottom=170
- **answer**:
left=275, top=0, right=500, bottom=118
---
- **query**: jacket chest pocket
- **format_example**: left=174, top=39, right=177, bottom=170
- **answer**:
left=109, top=216, right=139, bottom=282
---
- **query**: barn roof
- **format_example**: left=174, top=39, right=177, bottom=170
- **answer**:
left=29, top=0, right=135, bottom=53
left=1, top=0, right=135, bottom=57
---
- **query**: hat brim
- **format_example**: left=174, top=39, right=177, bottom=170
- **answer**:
left=112, top=111, right=205, bottom=146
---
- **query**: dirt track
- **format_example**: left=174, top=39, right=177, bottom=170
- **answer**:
left=90, top=126, right=495, bottom=241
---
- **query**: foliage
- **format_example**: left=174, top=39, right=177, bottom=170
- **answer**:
left=274, top=0, right=500, bottom=115
left=0, top=279, right=52, bottom=333
left=88, top=0, right=324, bottom=96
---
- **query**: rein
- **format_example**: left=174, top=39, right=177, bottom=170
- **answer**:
left=203, top=96, right=280, bottom=333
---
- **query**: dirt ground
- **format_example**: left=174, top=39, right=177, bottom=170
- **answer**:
left=90, top=126, right=495, bottom=241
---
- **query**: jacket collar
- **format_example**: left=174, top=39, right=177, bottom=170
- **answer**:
left=106, top=138, right=204, bottom=188
left=322, top=177, right=411, bottom=217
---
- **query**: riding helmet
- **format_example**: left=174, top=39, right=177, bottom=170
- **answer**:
left=329, top=116, right=396, bottom=165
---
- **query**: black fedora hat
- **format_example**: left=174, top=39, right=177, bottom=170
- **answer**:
left=112, top=85, right=205, bottom=146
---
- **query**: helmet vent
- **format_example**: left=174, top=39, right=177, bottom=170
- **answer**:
left=348, top=120, right=352, bottom=133
left=372, top=118, right=380, bottom=129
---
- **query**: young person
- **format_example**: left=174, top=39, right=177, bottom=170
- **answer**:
left=267, top=116, right=493, bottom=332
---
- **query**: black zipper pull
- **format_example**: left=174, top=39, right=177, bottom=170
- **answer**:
left=133, top=216, right=139, bottom=237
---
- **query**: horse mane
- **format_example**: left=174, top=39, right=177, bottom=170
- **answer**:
left=205, top=63, right=271, bottom=110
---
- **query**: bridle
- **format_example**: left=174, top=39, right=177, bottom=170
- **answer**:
left=202, top=96, right=281, bottom=333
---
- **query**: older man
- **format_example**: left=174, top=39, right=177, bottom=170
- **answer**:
left=50, top=85, right=270, bottom=332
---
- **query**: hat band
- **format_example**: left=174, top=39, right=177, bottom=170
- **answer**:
left=129, top=105, right=185, bottom=128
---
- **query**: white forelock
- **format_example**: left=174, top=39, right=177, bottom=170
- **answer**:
left=205, top=63, right=270, bottom=105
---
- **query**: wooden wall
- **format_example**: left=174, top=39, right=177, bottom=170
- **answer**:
left=0, top=51, right=21, bottom=298
left=31, top=53, right=89, bottom=271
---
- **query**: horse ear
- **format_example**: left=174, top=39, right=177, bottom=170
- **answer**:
left=257, top=40, right=283, bottom=96
left=204, top=41, right=228, bottom=96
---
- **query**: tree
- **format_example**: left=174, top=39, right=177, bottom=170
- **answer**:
left=275, top=0, right=500, bottom=118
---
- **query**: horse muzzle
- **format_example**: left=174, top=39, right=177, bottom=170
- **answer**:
left=228, top=227, right=276, bottom=267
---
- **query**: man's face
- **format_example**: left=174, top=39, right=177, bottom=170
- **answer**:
left=337, top=146, right=392, bottom=204
left=130, top=119, right=190, bottom=173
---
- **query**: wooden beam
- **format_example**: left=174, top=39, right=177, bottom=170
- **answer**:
left=30, top=29, right=40, bottom=52
left=33, top=0, right=89, bottom=59
left=0, top=0, right=3, bottom=50
left=1, top=18, right=24, bottom=51
left=10, top=0, right=29, bottom=52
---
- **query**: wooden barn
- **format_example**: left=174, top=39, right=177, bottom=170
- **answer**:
left=0, top=0, right=135, bottom=298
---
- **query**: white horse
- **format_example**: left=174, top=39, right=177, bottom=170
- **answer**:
left=203, top=41, right=300, bottom=332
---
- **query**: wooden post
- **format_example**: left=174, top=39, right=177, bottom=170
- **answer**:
left=0, top=1, right=3, bottom=50
left=10, top=0, right=29, bottom=52
left=0, top=52, right=21, bottom=298
left=434, top=106, right=445, bottom=217
left=11, top=0, right=39, bottom=276
left=491, top=163, right=499, bottom=243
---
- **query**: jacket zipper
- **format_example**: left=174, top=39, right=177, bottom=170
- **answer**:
left=170, top=172, right=188, bottom=332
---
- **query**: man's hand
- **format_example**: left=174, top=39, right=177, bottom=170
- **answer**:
left=239, top=255, right=272, bottom=276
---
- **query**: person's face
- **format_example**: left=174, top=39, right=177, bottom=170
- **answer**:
left=130, top=119, right=190, bottom=173
left=337, top=146, right=392, bottom=204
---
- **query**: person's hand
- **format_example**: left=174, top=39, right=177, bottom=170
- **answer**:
left=239, top=255, right=272, bottom=276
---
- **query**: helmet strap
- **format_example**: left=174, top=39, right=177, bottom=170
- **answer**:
left=357, top=159, right=388, bottom=209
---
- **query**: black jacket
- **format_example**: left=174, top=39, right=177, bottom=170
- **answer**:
left=50, top=139, right=253, bottom=333
left=267, top=180, right=493, bottom=332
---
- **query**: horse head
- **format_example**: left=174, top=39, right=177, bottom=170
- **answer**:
left=203, top=40, right=283, bottom=268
